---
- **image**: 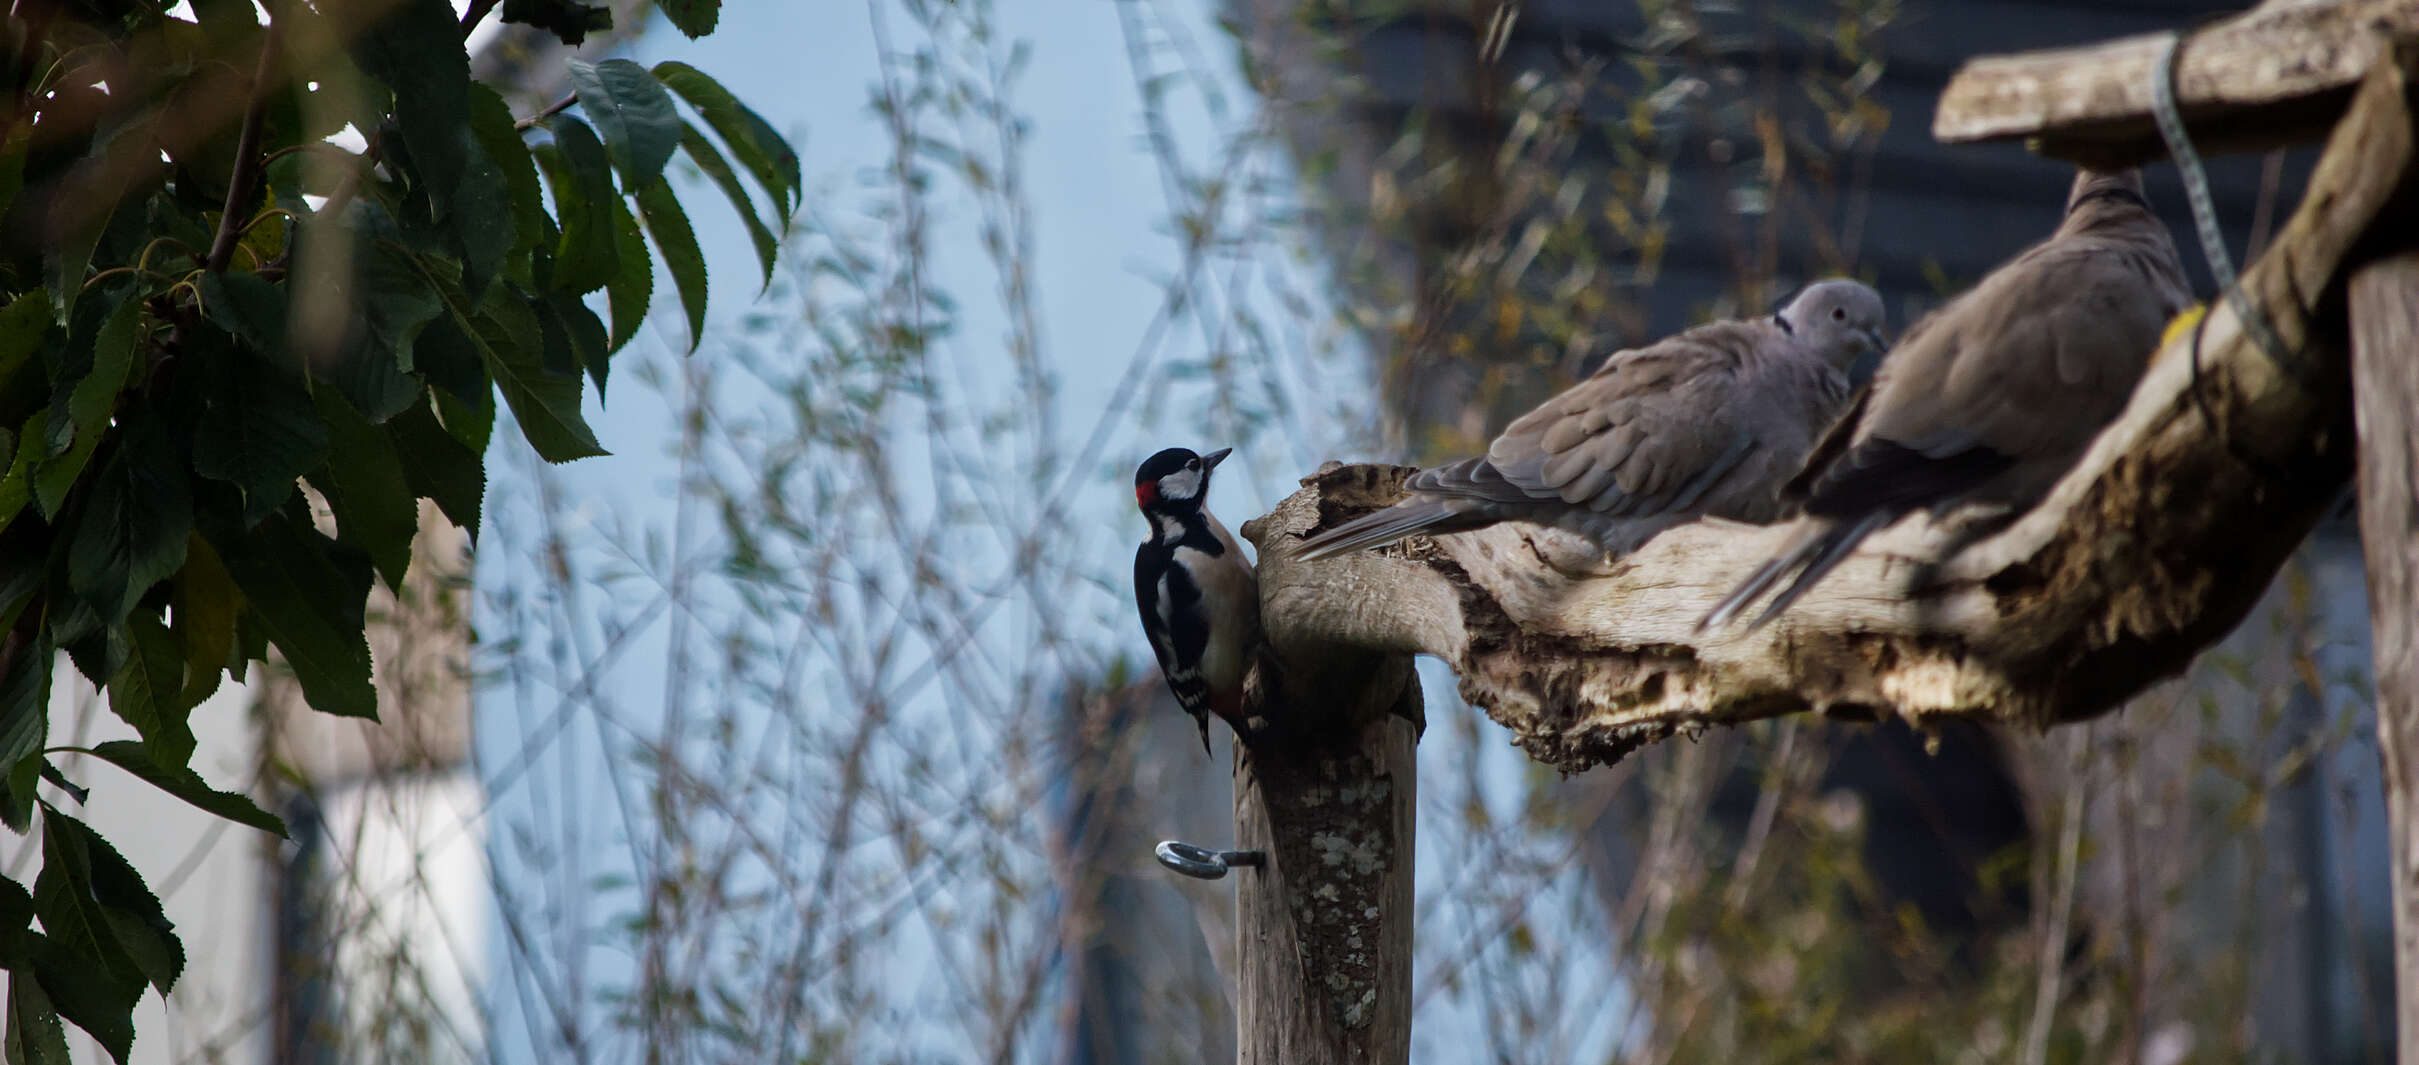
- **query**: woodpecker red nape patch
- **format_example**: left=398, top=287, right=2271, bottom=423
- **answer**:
left=1136, top=482, right=1157, bottom=507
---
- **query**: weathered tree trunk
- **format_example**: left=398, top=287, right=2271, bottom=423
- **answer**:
left=1231, top=717, right=1418, bottom=1064
left=2351, top=247, right=2419, bottom=1063
left=1230, top=490, right=1425, bottom=1065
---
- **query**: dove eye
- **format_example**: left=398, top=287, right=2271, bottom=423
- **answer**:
left=1831, top=307, right=1847, bottom=321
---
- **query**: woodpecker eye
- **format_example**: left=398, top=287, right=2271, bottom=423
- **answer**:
left=1831, top=307, right=1847, bottom=321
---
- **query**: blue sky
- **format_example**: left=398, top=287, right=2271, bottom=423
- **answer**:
left=467, top=4, right=1620, bottom=1059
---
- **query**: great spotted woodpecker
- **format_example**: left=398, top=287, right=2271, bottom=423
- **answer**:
left=1132, top=446, right=1265, bottom=755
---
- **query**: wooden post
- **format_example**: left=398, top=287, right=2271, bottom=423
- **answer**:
left=2353, top=248, right=2419, bottom=1063
left=1230, top=468, right=1429, bottom=1064
left=1225, top=572, right=1421, bottom=1065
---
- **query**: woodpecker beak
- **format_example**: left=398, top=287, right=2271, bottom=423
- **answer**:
left=1201, top=448, right=1232, bottom=471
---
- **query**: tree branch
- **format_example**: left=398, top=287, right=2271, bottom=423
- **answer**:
left=1250, top=43, right=2418, bottom=773
left=205, top=24, right=281, bottom=273
left=515, top=93, right=578, bottom=132
left=460, top=0, right=502, bottom=36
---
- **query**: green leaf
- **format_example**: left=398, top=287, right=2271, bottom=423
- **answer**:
left=44, top=189, right=122, bottom=328
left=653, top=61, right=799, bottom=219
left=6, top=964, right=73, bottom=1065
left=652, top=0, right=719, bottom=37
left=0, top=874, right=31, bottom=933
left=53, top=609, right=122, bottom=696
left=0, top=635, right=52, bottom=833
left=76, top=742, right=287, bottom=838
left=31, top=813, right=146, bottom=1063
left=483, top=289, right=605, bottom=460
left=105, top=614, right=192, bottom=768
left=434, top=376, right=496, bottom=456
left=285, top=231, right=438, bottom=424
left=315, top=388, right=417, bottom=590
left=422, top=276, right=605, bottom=462
left=603, top=194, right=652, bottom=354
left=500, top=0, right=611, bottom=45
left=0, top=290, right=54, bottom=387
left=387, top=399, right=486, bottom=538
left=339, top=241, right=446, bottom=422
left=197, top=272, right=287, bottom=363
left=469, top=84, right=545, bottom=288
left=0, top=410, right=44, bottom=535
left=40, top=809, right=181, bottom=996
left=33, top=299, right=142, bottom=518
left=450, top=128, right=518, bottom=302
left=66, top=420, right=191, bottom=625
left=634, top=179, right=706, bottom=351
left=191, top=335, right=328, bottom=527
left=35, top=765, right=85, bottom=807
left=170, top=535, right=237, bottom=711
left=350, top=0, right=472, bottom=222
left=545, top=294, right=611, bottom=399
left=568, top=58, right=682, bottom=193
left=406, top=306, right=493, bottom=410
left=677, top=123, right=779, bottom=290
left=206, top=512, right=376, bottom=720
left=534, top=292, right=578, bottom=378
left=536, top=117, right=620, bottom=295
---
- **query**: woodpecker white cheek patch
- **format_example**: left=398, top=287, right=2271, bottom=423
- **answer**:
left=1159, top=468, right=1202, bottom=499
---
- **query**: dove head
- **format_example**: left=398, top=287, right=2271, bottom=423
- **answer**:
left=1776, top=279, right=1887, bottom=368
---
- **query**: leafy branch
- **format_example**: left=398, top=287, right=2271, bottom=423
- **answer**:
left=0, top=0, right=797, bottom=1058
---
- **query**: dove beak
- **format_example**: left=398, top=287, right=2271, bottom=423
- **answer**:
left=1201, top=447, right=1233, bottom=471
left=1861, top=328, right=1888, bottom=352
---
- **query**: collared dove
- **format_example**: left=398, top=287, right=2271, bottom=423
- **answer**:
left=1701, top=168, right=2193, bottom=631
left=1296, top=280, right=1887, bottom=561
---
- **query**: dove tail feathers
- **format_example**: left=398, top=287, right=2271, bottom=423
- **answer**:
left=1699, top=512, right=1891, bottom=632
left=1295, top=500, right=1481, bottom=562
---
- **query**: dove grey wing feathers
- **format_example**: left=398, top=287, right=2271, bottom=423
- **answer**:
left=1426, top=323, right=1798, bottom=523
left=1848, top=238, right=2189, bottom=502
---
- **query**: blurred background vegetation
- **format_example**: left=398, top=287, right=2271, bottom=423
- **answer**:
left=480, top=0, right=2391, bottom=1062
left=24, top=0, right=2386, bottom=1062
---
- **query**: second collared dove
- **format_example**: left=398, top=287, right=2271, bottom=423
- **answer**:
left=1296, top=280, right=1887, bottom=561
left=1702, top=168, right=2193, bottom=630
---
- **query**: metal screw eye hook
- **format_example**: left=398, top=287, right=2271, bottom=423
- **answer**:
left=1154, top=840, right=1266, bottom=880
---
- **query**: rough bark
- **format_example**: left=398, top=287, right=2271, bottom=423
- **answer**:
left=1248, top=45, right=2417, bottom=773
left=1933, top=0, right=2419, bottom=168
left=1230, top=716, right=1418, bottom=1065
left=1224, top=566, right=1422, bottom=1065
left=2351, top=248, right=2419, bottom=1063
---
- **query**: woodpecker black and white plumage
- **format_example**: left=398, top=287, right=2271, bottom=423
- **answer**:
left=1133, top=446, right=1266, bottom=755
left=1296, top=280, right=1888, bottom=562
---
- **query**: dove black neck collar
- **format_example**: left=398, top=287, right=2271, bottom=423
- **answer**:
left=2069, top=185, right=2151, bottom=212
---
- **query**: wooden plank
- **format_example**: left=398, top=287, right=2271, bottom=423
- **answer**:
left=2351, top=249, right=2419, bottom=1065
left=1933, top=0, right=2419, bottom=168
